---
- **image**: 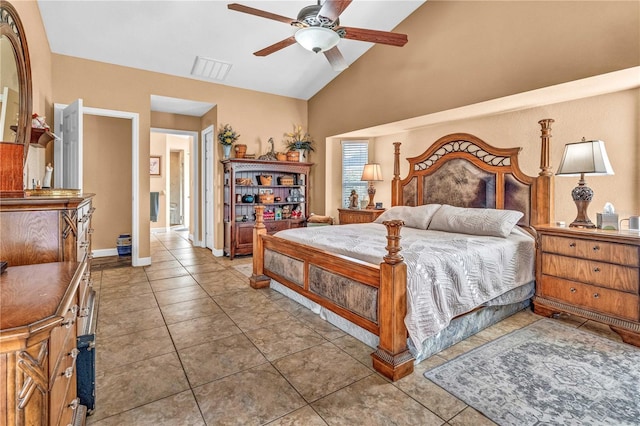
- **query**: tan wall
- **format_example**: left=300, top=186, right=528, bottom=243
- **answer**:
left=83, top=115, right=132, bottom=250
left=52, top=55, right=307, bottom=258
left=325, top=89, right=640, bottom=226
left=310, top=0, right=640, bottom=213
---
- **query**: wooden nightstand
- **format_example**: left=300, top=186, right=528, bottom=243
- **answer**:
left=533, top=225, right=640, bottom=346
left=338, top=208, right=385, bottom=224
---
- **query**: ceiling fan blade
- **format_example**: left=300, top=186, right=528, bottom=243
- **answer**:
left=254, top=36, right=297, bottom=57
left=324, top=46, right=348, bottom=71
left=340, top=26, right=408, bottom=47
left=228, top=3, right=295, bottom=25
left=318, top=0, right=352, bottom=22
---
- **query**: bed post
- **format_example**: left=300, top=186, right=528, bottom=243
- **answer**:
left=391, top=142, right=402, bottom=206
left=372, top=219, right=414, bottom=381
left=534, top=119, right=555, bottom=225
left=250, top=205, right=270, bottom=289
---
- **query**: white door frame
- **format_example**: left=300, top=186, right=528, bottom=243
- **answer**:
left=151, top=128, right=202, bottom=247
left=55, top=103, right=143, bottom=266
left=201, top=125, right=221, bottom=255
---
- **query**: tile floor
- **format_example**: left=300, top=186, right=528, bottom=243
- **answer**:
left=87, top=230, right=624, bottom=425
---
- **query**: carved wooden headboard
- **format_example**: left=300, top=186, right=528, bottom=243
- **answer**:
left=391, top=119, right=554, bottom=230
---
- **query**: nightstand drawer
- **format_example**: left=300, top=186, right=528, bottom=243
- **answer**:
left=541, top=235, right=640, bottom=266
left=542, top=253, right=639, bottom=293
left=539, top=276, right=640, bottom=321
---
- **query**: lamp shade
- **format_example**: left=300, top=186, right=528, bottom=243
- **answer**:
left=361, top=163, right=383, bottom=181
left=556, top=139, right=614, bottom=176
left=294, top=27, right=340, bottom=53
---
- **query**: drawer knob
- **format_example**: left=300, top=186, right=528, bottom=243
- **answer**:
left=569, top=242, right=576, bottom=248
left=63, top=366, right=74, bottom=378
left=593, top=267, right=601, bottom=273
left=593, top=293, right=600, bottom=299
left=592, top=245, right=600, bottom=251
left=68, top=398, right=80, bottom=410
left=570, top=287, right=576, bottom=293
left=69, top=348, right=80, bottom=359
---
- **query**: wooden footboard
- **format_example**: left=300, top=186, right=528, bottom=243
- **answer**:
left=251, top=205, right=414, bottom=381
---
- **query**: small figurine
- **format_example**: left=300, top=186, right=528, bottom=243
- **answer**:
left=43, top=163, right=53, bottom=188
left=349, top=189, right=359, bottom=209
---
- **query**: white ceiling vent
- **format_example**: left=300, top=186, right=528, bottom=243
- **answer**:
left=191, top=56, right=232, bottom=81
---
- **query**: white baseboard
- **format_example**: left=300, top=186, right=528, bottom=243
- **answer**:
left=134, top=257, right=151, bottom=267
left=211, top=248, right=225, bottom=257
left=92, top=248, right=119, bottom=258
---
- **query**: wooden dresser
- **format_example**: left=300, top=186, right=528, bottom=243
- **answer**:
left=0, top=193, right=96, bottom=422
left=1, top=262, right=88, bottom=425
left=338, top=208, right=385, bottom=224
left=534, top=225, right=640, bottom=346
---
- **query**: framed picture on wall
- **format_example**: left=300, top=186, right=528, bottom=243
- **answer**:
left=150, top=156, right=161, bottom=176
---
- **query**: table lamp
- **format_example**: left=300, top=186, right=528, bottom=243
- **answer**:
left=361, top=163, right=383, bottom=209
left=556, top=138, right=614, bottom=228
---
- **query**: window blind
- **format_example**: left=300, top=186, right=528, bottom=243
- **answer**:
left=341, top=141, right=369, bottom=208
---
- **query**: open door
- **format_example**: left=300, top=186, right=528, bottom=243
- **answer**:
left=54, top=99, right=83, bottom=190
left=202, top=125, right=214, bottom=251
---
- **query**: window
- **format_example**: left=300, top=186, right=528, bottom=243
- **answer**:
left=341, top=141, right=369, bottom=208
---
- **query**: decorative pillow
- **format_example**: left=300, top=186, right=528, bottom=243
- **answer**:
left=428, top=204, right=523, bottom=238
left=374, top=204, right=442, bottom=230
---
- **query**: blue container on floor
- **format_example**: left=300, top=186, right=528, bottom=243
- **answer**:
left=116, top=233, right=131, bottom=257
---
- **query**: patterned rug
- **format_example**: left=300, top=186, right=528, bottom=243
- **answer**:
left=424, top=319, right=640, bottom=426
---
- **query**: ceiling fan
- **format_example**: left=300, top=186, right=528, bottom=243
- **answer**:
left=227, top=1, right=408, bottom=71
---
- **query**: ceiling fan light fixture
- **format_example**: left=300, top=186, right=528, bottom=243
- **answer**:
left=294, top=26, right=340, bottom=53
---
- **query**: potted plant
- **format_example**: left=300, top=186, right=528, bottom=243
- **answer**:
left=283, top=124, right=314, bottom=162
left=218, top=124, right=240, bottom=159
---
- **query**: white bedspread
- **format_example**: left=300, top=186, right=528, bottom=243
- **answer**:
left=274, top=223, right=535, bottom=349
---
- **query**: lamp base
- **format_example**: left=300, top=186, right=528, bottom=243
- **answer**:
left=366, top=182, right=376, bottom=209
left=569, top=199, right=596, bottom=229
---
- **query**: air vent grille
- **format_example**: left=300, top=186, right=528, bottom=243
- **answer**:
left=191, top=56, right=232, bottom=81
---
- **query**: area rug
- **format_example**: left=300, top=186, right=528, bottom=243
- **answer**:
left=424, top=319, right=640, bottom=426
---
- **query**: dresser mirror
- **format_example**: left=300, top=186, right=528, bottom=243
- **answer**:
left=0, top=1, right=32, bottom=147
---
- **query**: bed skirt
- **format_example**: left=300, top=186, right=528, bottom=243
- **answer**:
left=269, top=279, right=534, bottom=364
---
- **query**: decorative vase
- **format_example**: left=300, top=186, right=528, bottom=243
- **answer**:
left=297, top=149, right=306, bottom=162
left=223, top=144, right=232, bottom=159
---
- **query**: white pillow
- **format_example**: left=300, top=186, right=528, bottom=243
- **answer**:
left=428, top=205, right=523, bottom=238
left=374, top=204, right=442, bottom=230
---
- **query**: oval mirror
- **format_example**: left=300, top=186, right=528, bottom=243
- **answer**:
left=0, top=2, right=32, bottom=146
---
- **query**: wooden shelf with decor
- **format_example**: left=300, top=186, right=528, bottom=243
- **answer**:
left=222, top=158, right=312, bottom=259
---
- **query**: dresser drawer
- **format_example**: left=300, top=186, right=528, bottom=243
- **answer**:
left=541, top=253, right=639, bottom=293
left=539, top=275, right=640, bottom=321
left=541, top=234, right=639, bottom=266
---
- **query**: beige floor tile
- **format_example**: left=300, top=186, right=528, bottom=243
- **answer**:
left=149, top=251, right=177, bottom=262
left=97, top=306, right=165, bottom=338
left=245, top=320, right=326, bottom=361
left=313, top=375, right=445, bottom=425
left=154, top=285, right=209, bottom=307
left=331, top=334, right=375, bottom=368
left=295, top=309, right=346, bottom=340
left=448, top=406, right=497, bottom=426
left=274, top=342, right=372, bottom=402
left=184, top=261, right=227, bottom=275
left=197, top=275, right=249, bottom=296
left=266, top=405, right=327, bottom=425
left=179, top=333, right=268, bottom=387
left=213, top=288, right=272, bottom=311
left=96, top=326, right=174, bottom=372
left=144, top=266, right=190, bottom=281
left=143, top=259, right=184, bottom=271
left=92, top=352, right=189, bottom=422
left=437, top=335, right=489, bottom=361
left=149, top=275, right=199, bottom=292
left=176, top=255, right=217, bottom=267
left=168, top=312, right=242, bottom=349
left=194, top=363, right=306, bottom=425
left=225, top=302, right=297, bottom=332
left=98, top=292, right=158, bottom=317
left=160, top=297, right=222, bottom=325
left=100, top=268, right=148, bottom=286
left=98, top=281, right=153, bottom=301
left=192, top=268, right=246, bottom=286
left=396, top=370, right=467, bottom=421
left=87, top=390, right=204, bottom=426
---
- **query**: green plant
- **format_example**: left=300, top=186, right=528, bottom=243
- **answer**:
left=283, top=124, right=315, bottom=152
left=217, top=124, right=239, bottom=145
